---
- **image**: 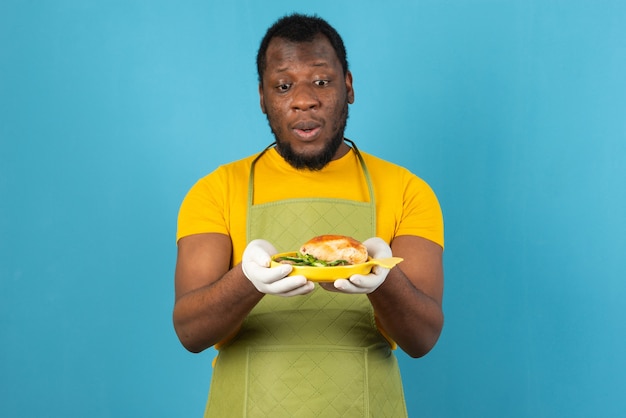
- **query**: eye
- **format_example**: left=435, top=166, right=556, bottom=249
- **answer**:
left=314, top=79, right=330, bottom=87
left=276, top=83, right=291, bottom=92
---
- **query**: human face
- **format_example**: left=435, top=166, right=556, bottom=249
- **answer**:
left=259, top=34, right=355, bottom=170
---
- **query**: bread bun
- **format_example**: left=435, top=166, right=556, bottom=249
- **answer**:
left=299, top=235, right=368, bottom=265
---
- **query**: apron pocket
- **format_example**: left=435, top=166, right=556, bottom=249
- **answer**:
left=245, top=345, right=368, bottom=418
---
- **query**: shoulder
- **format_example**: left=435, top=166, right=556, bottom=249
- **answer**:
left=360, top=150, right=433, bottom=190
left=213, top=152, right=260, bottom=176
left=360, top=150, right=408, bottom=173
left=193, top=152, right=261, bottom=186
left=179, top=152, right=260, bottom=209
left=358, top=149, right=441, bottom=210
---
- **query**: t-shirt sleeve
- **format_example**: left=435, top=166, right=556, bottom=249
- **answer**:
left=176, top=169, right=229, bottom=242
left=397, top=172, right=444, bottom=249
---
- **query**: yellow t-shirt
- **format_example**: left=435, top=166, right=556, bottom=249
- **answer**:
left=177, top=147, right=443, bottom=264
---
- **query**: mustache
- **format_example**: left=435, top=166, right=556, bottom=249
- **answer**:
left=269, top=103, right=349, bottom=171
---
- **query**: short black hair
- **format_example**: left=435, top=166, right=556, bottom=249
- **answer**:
left=256, top=13, right=349, bottom=84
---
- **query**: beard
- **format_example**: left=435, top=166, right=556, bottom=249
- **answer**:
left=268, top=102, right=349, bottom=171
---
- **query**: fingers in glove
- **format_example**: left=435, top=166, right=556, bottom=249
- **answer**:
left=362, top=237, right=392, bottom=259
left=270, top=276, right=315, bottom=297
left=333, top=278, right=363, bottom=293
left=334, top=266, right=389, bottom=294
left=247, top=263, right=293, bottom=285
left=352, top=268, right=388, bottom=285
left=245, top=240, right=277, bottom=266
left=334, top=275, right=379, bottom=294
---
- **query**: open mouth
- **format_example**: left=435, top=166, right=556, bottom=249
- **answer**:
left=294, top=127, right=321, bottom=139
left=292, top=121, right=322, bottom=139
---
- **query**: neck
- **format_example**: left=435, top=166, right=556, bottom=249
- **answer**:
left=332, top=140, right=351, bottom=161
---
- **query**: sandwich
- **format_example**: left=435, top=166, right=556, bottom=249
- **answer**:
left=275, top=234, right=368, bottom=266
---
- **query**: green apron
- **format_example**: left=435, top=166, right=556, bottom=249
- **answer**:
left=204, top=141, right=408, bottom=418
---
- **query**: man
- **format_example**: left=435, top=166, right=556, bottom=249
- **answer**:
left=174, top=13, right=444, bottom=417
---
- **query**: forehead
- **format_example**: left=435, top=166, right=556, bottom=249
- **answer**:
left=264, top=34, right=340, bottom=74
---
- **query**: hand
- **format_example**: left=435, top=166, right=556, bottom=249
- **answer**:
left=333, top=237, right=392, bottom=294
left=242, top=239, right=315, bottom=297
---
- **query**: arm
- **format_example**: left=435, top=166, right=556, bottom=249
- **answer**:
left=173, top=233, right=315, bottom=353
left=173, top=233, right=263, bottom=353
left=367, top=235, right=444, bottom=358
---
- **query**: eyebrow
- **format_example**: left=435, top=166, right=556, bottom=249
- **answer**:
left=311, top=61, right=329, bottom=67
left=274, top=61, right=330, bottom=73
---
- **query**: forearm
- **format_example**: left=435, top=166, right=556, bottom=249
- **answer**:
left=368, top=267, right=444, bottom=358
left=173, top=264, right=263, bottom=353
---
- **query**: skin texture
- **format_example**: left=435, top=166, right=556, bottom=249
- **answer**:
left=173, top=34, right=444, bottom=357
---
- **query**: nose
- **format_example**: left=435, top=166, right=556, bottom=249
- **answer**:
left=291, top=84, right=319, bottom=111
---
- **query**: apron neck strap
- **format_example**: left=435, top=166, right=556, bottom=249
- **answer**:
left=343, top=139, right=375, bottom=206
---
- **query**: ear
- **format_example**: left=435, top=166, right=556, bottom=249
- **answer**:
left=259, top=83, right=267, bottom=114
left=345, top=70, right=355, bottom=104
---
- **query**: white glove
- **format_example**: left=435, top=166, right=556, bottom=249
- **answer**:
left=333, top=237, right=392, bottom=294
left=242, top=239, right=314, bottom=297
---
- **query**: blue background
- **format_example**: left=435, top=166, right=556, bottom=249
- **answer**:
left=2, top=1, right=625, bottom=417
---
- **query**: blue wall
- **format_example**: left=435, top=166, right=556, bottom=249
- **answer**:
left=1, top=1, right=625, bottom=417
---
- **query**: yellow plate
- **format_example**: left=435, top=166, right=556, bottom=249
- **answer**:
left=270, top=252, right=404, bottom=282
